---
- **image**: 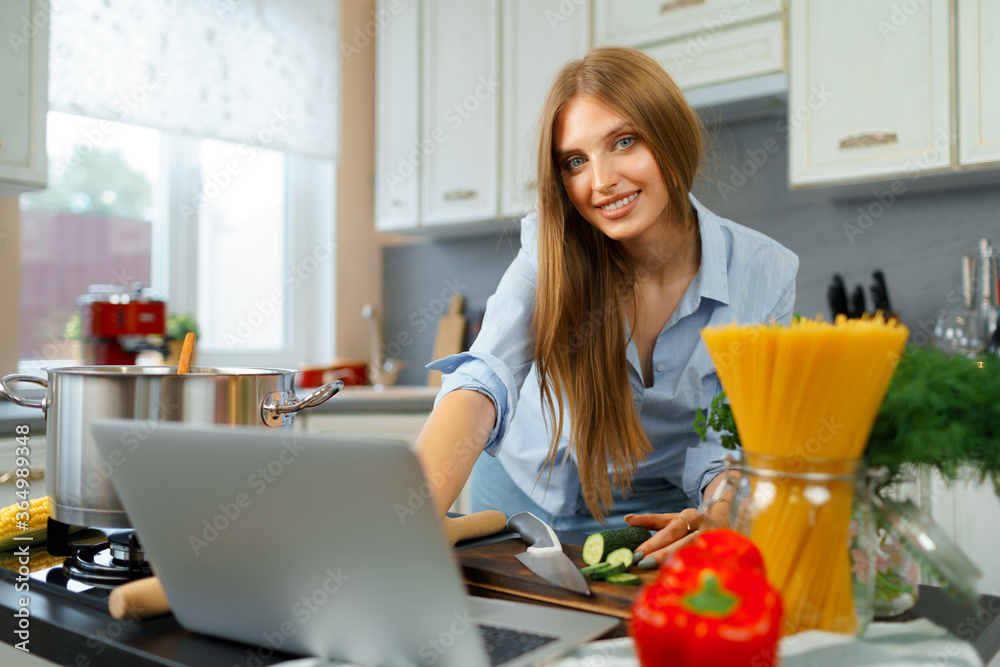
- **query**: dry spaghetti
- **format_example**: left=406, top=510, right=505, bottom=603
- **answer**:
left=701, top=314, right=909, bottom=635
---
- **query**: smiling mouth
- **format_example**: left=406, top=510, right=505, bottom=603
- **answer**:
left=598, top=192, right=639, bottom=211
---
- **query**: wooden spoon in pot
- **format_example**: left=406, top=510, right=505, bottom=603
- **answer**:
left=177, top=332, right=196, bottom=374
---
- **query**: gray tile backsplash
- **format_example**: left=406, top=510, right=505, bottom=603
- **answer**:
left=384, top=116, right=1000, bottom=386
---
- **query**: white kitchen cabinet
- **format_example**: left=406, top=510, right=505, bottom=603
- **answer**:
left=645, top=17, right=785, bottom=92
left=374, top=0, right=421, bottom=232
left=788, top=0, right=953, bottom=187
left=0, top=0, right=48, bottom=198
left=420, top=0, right=500, bottom=227
left=500, top=0, right=590, bottom=219
left=928, top=470, right=1000, bottom=598
left=957, top=0, right=1000, bottom=167
left=594, top=0, right=784, bottom=48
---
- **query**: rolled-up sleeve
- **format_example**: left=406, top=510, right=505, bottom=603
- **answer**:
left=426, top=214, right=540, bottom=455
left=683, top=440, right=733, bottom=504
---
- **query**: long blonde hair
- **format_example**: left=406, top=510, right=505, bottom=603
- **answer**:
left=533, top=46, right=703, bottom=521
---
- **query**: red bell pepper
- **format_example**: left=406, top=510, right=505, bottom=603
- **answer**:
left=629, top=530, right=782, bottom=667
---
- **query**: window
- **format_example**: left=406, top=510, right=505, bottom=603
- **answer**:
left=19, top=111, right=334, bottom=373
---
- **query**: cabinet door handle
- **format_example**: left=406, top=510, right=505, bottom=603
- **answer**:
left=443, top=189, right=479, bottom=201
left=659, top=0, right=705, bottom=13
left=838, top=132, right=899, bottom=150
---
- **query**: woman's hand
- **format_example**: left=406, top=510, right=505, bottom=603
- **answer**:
left=624, top=474, right=732, bottom=569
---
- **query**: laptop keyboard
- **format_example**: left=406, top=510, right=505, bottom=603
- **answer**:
left=477, top=623, right=559, bottom=665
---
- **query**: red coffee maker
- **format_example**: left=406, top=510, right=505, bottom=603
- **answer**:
left=78, top=283, right=169, bottom=365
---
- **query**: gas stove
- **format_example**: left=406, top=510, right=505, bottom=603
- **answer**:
left=0, top=518, right=154, bottom=611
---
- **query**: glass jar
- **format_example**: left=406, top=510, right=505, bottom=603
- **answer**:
left=869, top=469, right=922, bottom=617
left=721, top=453, right=876, bottom=637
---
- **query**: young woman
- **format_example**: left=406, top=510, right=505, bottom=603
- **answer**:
left=416, top=46, right=798, bottom=568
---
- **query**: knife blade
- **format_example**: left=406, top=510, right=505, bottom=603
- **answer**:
left=506, top=512, right=590, bottom=596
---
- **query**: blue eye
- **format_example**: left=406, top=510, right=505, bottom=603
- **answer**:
left=616, top=137, right=635, bottom=150
left=564, top=156, right=585, bottom=170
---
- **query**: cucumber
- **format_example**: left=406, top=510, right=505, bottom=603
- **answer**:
left=590, top=563, right=627, bottom=580
left=606, top=548, right=633, bottom=568
left=579, top=562, right=611, bottom=576
left=581, top=526, right=652, bottom=565
left=605, top=573, right=641, bottom=585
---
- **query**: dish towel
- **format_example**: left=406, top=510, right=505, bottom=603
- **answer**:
left=549, top=620, right=984, bottom=667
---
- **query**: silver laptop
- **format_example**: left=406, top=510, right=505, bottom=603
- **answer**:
left=90, top=419, right=618, bottom=667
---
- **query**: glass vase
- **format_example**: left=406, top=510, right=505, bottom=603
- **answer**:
left=870, top=470, right=921, bottom=617
left=723, top=453, right=876, bottom=637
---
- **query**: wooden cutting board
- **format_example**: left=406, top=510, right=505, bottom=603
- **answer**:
left=427, top=293, right=466, bottom=387
left=456, top=537, right=657, bottom=619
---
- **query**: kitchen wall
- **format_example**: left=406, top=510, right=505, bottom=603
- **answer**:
left=0, top=198, right=20, bottom=376
left=335, top=0, right=381, bottom=362
left=383, top=113, right=1000, bottom=385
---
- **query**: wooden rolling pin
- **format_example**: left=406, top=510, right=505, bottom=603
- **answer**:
left=108, top=510, right=508, bottom=620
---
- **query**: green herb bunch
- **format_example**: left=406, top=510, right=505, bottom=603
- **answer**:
left=867, top=346, right=1000, bottom=494
left=693, top=392, right=739, bottom=450
left=693, top=346, right=1000, bottom=495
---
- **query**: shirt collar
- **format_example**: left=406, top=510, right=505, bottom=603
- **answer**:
left=689, top=194, right=731, bottom=307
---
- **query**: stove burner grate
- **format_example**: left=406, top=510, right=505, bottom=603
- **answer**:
left=46, top=518, right=153, bottom=588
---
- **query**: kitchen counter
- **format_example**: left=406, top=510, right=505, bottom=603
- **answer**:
left=2, top=528, right=1000, bottom=667
left=0, top=385, right=439, bottom=436
left=306, top=384, right=439, bottom=414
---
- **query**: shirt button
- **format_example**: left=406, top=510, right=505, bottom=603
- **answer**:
left=633, top=392, right=640, bottom=402
left=656, top=363, right=665, bottom=372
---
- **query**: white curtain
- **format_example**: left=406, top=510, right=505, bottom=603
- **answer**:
left=48, top=0, right=340, bottom=161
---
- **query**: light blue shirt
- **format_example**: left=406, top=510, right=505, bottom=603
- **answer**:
left=428, top=195, right=798, bottom=517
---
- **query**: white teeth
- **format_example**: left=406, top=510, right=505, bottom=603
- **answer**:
left=601, top=192, right=637, bottom=211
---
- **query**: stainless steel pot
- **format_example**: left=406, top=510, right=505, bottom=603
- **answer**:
left=0, top=366, right=342, bottom=529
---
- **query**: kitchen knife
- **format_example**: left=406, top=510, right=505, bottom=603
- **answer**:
left=871, top=270, right=893, bottom=315
left=849, top=284, right=867, bottom=319
left=506, top=512, right=590, bottom=596
left=827, top=274, right=850, bottom=319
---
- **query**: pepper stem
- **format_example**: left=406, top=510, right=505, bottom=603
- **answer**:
left=682, top=572, right=739, bottom=618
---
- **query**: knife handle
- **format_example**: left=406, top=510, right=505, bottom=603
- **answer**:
left=507, top=512, right=560, bottom=553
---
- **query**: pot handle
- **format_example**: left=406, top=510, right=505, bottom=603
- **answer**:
left=261, top=380, right=344, bottom=427
left=0, top=374, right=47, bottom=412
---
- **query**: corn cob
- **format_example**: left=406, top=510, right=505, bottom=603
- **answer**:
left=0, top=496, right=51, bottom=539
left=0, top=550, right=65, bottom=573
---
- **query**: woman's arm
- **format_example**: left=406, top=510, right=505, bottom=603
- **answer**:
left=414, top=388, right=497, bottom=517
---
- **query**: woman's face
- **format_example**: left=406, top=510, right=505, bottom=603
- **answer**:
left=553, top=96, right=671, bottom=244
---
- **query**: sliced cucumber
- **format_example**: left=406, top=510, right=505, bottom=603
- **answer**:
left=579, top=562, right=611, bottom=576
left=606, top=548, right=633, bottom=568
left=590, top=563, right=627, bottom=580
left=605, top=573, right=641, bottom=585
left=581, top=527, right=652, bottom=565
